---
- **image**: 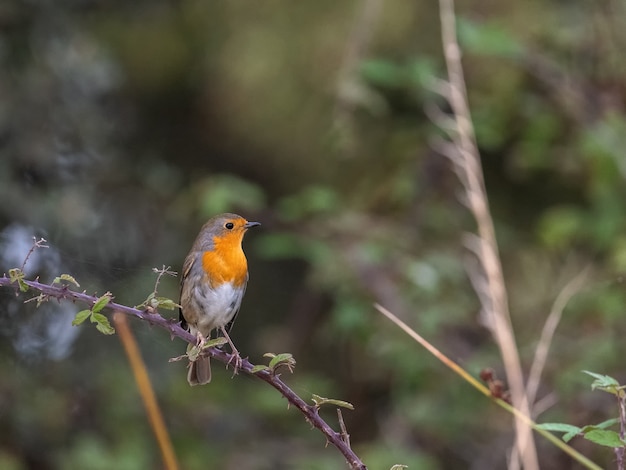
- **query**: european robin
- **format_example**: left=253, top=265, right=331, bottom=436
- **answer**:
left=179, top=213, right=260, bottom=386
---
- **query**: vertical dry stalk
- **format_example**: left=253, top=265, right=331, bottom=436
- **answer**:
left=526, top=269, right=589, bottom=411
left=436, top=0, right=539, bottom=468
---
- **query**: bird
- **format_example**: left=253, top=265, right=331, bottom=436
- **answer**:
left=179, top=213, right=260, bottom=385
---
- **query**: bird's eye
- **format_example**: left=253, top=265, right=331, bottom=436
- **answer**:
left=225, top=222, right=234, bottom=230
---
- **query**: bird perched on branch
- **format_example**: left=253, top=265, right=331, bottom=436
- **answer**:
left=179, top=213, right=260, bottom=385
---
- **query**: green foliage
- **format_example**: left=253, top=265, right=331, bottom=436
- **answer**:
left=135, top=292, right=180, bottom=312
left=8, top=268, right=28, bottom=292
left=538, top=372, right=626, bottom=455
left=583, top=370, right=624, bottom=394
left=252, top=352, right=296, bottom=375
left=71, top=294, right=115, bottom=335
left=311, top=394, right=354, bottom=410
left=185, top=337, right=227, bottom=362
left=52, top=274, right=80, bottom=288
left=71, top=310, right=91, bottom=326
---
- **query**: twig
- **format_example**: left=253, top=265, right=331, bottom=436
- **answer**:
left=337, top=409, right=351, bottom=447
left=526, top=269, right=589, bottom=412
left=151, top=266, right=177, bottom=297
left=436, top=0, right=539, bottom=468
left=0, top=275, right=366, bottom=470
left=20, top=237, right=48, bottom=272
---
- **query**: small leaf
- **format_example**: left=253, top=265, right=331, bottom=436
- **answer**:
left=583, top=429, right=626, bottom=448
left=311, top=394, right=355, bottom=410
left=268, top=353, right=295, bottom=370
left=251, top=365, right=269, bottom=373
left=91, top=313, right=109, bottom=324
left=72, top=309, right=92, bottom=326
left=187, top=344, right=201, bottom=361
left=52, top=274, right=80, bottom=287
left=95, top=321, right=115, bottom=335
left=92, top=313, right=115, bottom=334
left=203, top=337, right=228, bottom=349
left=153, top=297, right=180, bottom=310
left=536, top=423, right=582, bottom=434
left=92, top=293, right=112, bottom=313
left=9, top=268, right=29, bottom=292
left=594, top=418, right=620, bottom=430
left=9, top=268, right=23, bottom=282
left=563, top=430, right=581, bottom=443
left=323, top=398, right=354, bottom=410
left=535, top=423, right=582, bottom=443
left=582, top=370, right=621, bottom=394
left=134, top=292, right=154, bottom=309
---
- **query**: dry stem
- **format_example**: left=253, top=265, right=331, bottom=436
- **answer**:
left=436, top=0, right=538, bottom=467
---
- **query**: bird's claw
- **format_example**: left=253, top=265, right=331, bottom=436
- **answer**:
left=226, top=352, right=243, bottom=377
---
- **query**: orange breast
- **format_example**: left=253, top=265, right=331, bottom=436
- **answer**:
left=201, top=233, right=249, bottom=288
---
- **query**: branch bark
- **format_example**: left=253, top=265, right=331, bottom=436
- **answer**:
left=0, top=276, right=367, bottom=470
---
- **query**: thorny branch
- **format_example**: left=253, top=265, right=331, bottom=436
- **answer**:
left=0, top=275, right=366, bottom=470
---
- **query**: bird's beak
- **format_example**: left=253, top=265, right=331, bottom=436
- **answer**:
left=244, top=221, right=261, bottom=229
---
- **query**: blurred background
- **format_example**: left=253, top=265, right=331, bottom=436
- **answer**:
left=1, top=0, right=626, bottom=468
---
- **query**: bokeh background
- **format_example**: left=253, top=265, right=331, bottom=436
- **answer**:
left=1, top=0, right=626, bottom=469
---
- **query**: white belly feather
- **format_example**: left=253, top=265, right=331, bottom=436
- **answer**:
left=190, top=281, right=243, bottom=336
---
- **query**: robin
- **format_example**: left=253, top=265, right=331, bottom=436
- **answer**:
left=179, top=213, right=260, bottom=386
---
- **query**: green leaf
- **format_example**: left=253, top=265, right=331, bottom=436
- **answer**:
left=536, top=422, right=581, bottom=433
left=268, top=353, right=295, bottom=370
left=562, top=430, right=580, bottom=444
left=91, top=313, right=108, bottom=324
left=52, top=274, right=80, bottom=287
left=582, top=370, right=622, bottom=394
left=251, top=365, right=269, bottom=374
left=186, top=344, right=201, bottom=362
left=583, top=370, right=620, bottom=385
left=203, top=337, right=228, bottom=349
left=595, top=418, right=621, bottom=429
left=311, top=394, right=355, bottom=410
left=9, top=268, right=23, bottom=283
left=583, top=429, right=626, bottom=448
left=95, top=321, right=115, bottom=335
left=536, top=423, right=582, bottom=443
left=71, top=309, right=92, bottom=326
left=153, top=297, right=180, bottom=310
left=9, top=268, right=29, bottom=292
left=91, top=313, right=115, bottom=335
left=92, top=294, right=112, bottom=313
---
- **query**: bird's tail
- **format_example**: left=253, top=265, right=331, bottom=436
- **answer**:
left=188, top=356, right=211, bottom=385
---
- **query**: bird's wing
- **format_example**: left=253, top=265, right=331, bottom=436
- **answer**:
left=179, top=253, right=196, bottom=329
